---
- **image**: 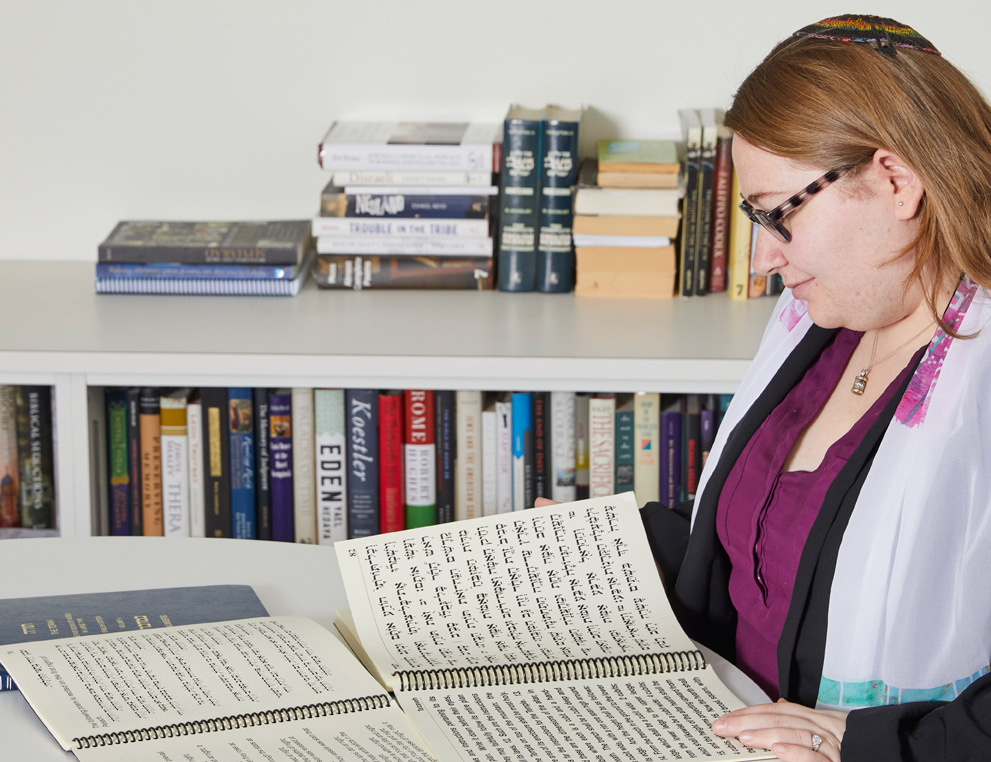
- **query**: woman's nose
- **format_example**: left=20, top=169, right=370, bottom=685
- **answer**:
left=750, top=226, right=788, bottom=276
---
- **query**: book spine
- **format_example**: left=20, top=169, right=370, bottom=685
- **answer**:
left=588, top=394, right=616, bottom=498
left=695, top=128, right=716, bottom=296
left=532, top=391, right=549, bottom=500
left=94, top=263, right=297, bottom=280
left=253, top=388, right=272, bottom=542
left=700, top=401, right=716, bottom=473
left=661, top=409, right=683, bottom=508
left=378, top=391, right=405, bottom=533
left=511, top=392, right=533, bottom=510
left=345, top=389, right=379, bottom=538
left=727, top=163, right=752, bottom=301
left=0, top=386, right=20, bottom=528
left=403, top=390, right=436, bottom=528
left=311, top=217, right=490, bottom=238
left=124, top=388, right=142, bottom=535
left=318, top=142, right=498, bottom=173
left=321, top=193, right=489, bottom=219
left=87, top=386, right=109, bottom=537
left=313, top=254, right=493, bottom=291
left=314, top=389, right=348, bottom=544
left=199, top=387, right=231, bottom=538
left=708, top=132, right=733, bottom=293
left=291, top=388, right=316, bottom=544
left=615, top=403, right=635, bottom=495
left=267, top=390, right=295, bottom=543
left=481, top=404, right=497, bottom=517
left=434, top=390, right=456, bottom=525
left=678, top=116, right=702, bottom=297
left=329, top=170, right=493, bottom=187
left=14, top=387, right=55, bottom=529
left=495, top=397, right=513, bottom=514
left=549, top=391, right=576, bottom=503
left=498, top=112, right=542, bottom=292
left=93, top=277, right=304, bottom=297
left=633, top=393, right=660, bottom=505
left=97, top=246, right=301, bottom=267
left=574, top=393, right=590, bottom=500
left=227, top=388, right=256, bottom=539
left=138, top=387, right=163, bottom=536
left=681, top=394, right=702, bottom=502
left=315, top=235, right=493, bottom=257
left=160, top=391, right=190, bottom=537
left=536, top=115, right=580, bottom=293
left=105, top=389, right=131, bottom=535
left=455, top=390, right=482, bottom=522
left=185, top=395, right=205, bottom=538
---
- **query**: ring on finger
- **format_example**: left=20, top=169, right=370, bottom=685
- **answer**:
left=811, top=733, right=823, bottom=752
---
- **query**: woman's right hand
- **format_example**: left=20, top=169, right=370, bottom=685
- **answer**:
left=534, top=498, right=559, bottom=508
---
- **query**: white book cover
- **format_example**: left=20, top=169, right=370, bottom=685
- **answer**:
left=343, top=185, right=498, bottom=196
left=571, top=234, right=672, bottom=248
left=314, top=389, right=347, bottom=544
left=495, top=397, right=513, bottom=514
left=455, top=390, right=483, bottom=522
left=311, top=217, right=490, bottom=239
left=550, top=391, right=576, bottom=502
left=159, top=391, right=190, bottom=537
left=481, top=404, right=497, bottom=517
left=315, top=235, right=493, bottom=257
left=330, top=169, right=493, bottom=187
left=588, top=395, right=616, bottom=498
left=292, top=388, right=317, bottom=544
left=185, top=398, right=205, bottom=538
left=634, top=392, right=661, bottom=504
left=574, top=188, right=682, bottom=217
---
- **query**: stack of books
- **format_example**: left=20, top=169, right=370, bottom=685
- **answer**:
left=312, top=121, right=503, bottom=290
left=572, top=140, right=682, bottom=298
left=95, top=221, right=313, bottom=296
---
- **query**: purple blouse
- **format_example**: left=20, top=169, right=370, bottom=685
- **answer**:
left=715, top=329, right=914, bottom=699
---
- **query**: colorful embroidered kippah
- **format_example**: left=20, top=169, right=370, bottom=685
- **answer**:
left=793, top=14, right=941, bottom=56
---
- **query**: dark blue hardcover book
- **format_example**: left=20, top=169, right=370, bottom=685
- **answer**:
left=536, top=106, right=581, bottom=293
left=615, top=399, right=635, bottom=494
left=253, top=387, right=272, bottom=541
left=498, top=106, right=544, bottom=292
left=511, top=392, right=534, bottom=510
left=323, top=190, right=490, bottom=219
left=346, top=389, right=379, bottom=538
left=434, top=390, right=456, bottom=524
left=268, top=389, right=294, bottom=542
left=105, top=388, right=131, bottom=535
left=660, top=406, right=683, bottom=509
left=227, top=387, right=256, bottom=539
left=0, top=584, right=267, bottom=691
left=95, top=262, right=299, bottom=280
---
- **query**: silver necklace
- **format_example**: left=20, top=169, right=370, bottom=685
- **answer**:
left=851, top=322, right=935, bottom=395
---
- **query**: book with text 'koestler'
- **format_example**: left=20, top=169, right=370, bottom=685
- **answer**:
left=313, top=254, right=493, bottom=291
left=346, top=389, right=380, bottom=539
left=537, top=105, right=582, bottom=293
left=98, top=220, right=311, bottom=265
left=318, top=120, right=503, bottom=172
left=199, top=387, right=231, bottom=538
left=497, top=105, right=544, bottom=292
left=227, top=387, right=256, bottom=540
left=267, top=389, right=294, bottom=543
left=0, top=585, right=268, bottom=692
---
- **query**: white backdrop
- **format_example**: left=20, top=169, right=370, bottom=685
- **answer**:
left=1, top=1, right=987, bottom=262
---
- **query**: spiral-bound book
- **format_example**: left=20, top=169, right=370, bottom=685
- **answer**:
left=1, top=615, right=435, bottom=761
left=334, top=493, right=775, bottom=761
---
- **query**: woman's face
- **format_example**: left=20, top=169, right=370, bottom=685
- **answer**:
left=732, top=135, right=925, bottom=331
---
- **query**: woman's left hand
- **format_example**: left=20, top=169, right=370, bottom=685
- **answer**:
left=711, top=698, right=846, bottom=761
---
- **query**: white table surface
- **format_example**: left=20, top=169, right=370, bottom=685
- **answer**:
left=0, top=536, right=769, bottom=760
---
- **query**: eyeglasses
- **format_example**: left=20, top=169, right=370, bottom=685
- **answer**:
left=738, top=166, right=852, bottom=243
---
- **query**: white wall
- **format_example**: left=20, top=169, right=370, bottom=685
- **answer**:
left=1, top=1, right=988, bottom=261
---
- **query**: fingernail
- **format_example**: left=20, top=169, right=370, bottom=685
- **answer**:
left=712, top=719, right=726, bottom=732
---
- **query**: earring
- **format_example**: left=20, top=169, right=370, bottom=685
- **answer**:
left=898, top=201, right=904, bottom=206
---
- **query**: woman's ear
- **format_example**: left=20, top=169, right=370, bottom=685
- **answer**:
left=872, top=148, right=925, bottom=219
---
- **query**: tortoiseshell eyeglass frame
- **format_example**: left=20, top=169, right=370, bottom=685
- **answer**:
left=738, top=166, right=853, bottom=243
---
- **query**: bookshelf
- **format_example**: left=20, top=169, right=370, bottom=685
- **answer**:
left=0, top=259, right=778, bottom=538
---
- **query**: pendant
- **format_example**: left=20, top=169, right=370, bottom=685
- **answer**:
left=852, top=369, right=869, bottom=395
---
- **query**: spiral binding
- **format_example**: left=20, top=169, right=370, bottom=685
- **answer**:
left=72, top=694, right=390, bottom=749
left=395, top=650, right=706, bottom=691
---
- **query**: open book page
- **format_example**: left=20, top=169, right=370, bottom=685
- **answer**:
left=72, top=711, right=435, bottom=762
left=0, top=616, right=408, bottom=751
left=335, top=493, right=698, bottom=690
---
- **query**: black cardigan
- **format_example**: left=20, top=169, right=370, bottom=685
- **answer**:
left=641, top=324, right=991, bottom=761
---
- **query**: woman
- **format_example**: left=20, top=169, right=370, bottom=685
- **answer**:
left=642, top=14, right=991, bottom=761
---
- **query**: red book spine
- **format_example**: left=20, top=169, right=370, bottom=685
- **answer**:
left=709, top=133, right=733, bottom=293
left=403, top=390, right=436, bottom=528
left=378, top=392, right=405, bottom=533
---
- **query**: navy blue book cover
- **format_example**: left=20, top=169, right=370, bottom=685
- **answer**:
left=253, top=387, right=272, bottom=542
left=498, top=106, right=543, bottom=291
left=324, top=192, right=490, bottom=219
left=0, top=585, right=267, bottom=691
left=536, top=107, right=581, bottom=293
left=660, top=409, right=683, bottom=508
left=227, top=387, right=256, bottom=539
left=268, top=390, right=295, bottom=543
left=345, top=389, right=379, bottom=538
left=434, top=390, right=456, bottom=524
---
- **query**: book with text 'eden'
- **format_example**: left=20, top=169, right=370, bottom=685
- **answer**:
left=0, top=584, right=268, bottom=692
left=333, top=493, right=775, bottom=762
left=314, top=388, right=347, bottom=545
left=318, top=120, right=503, bottom=173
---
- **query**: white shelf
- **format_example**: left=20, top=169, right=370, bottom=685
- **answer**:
left=0, top=259, right=779, bottom=537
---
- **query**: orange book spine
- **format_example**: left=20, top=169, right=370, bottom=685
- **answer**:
left=139, top=388, right=163, bottom=536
